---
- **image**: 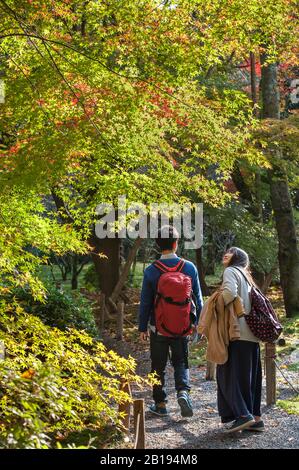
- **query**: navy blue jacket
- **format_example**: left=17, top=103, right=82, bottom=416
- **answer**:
left=138, top=254, right=203, bottom=332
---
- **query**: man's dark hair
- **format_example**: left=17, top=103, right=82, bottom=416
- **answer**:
left=155, top=225, right=179, bottom=251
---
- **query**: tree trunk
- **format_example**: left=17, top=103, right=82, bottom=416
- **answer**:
left=62, top=267, right=69, bottom=282
left=260, top=54, right=280, bottom=120
left=71, top=254, right=78, bottom=290
left=260, top=53, right=299, bottom=317
left=251, top=266, right=276, bottom=294
left=254, top=172, right=263, bottom=222
left=231, top=163, right=254, bottom=205
left=269, top=175, right=299, bottom=316
left=111, top=237, right=143, bottom=302
left=205, top=241, right=216, bottom=275
left=89, top=227, right=121, bottom=297
left=260, top=272, right=274, bottom=294
left=195, top=247, right=210, bottom=296
left=250, top=52, right=258, bottom=111
left=51, top=189, right=121, bottom=296
left=130, top=253, right=137, bottom=286
left=205, top=225, right=216, bottom=275
left=250, top=52, right=263, bottom=221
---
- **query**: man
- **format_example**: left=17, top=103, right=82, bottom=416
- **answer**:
left=139, top=225, right=203, bottom=417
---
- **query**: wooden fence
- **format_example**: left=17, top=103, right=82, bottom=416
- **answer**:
left=265, top=342, right=277, bottom=405
left=118, top=379, right=145, bottom=449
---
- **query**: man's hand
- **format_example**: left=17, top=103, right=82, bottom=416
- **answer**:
left=140, top=331, right=149, bottom=342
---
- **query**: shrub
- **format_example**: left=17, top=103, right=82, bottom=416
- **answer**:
left=10, top=285, right=98, bottom=337
left=0, top=299, right=155, bottom=449
left=277, top=396, right=299, bottom=416
left=82, top=263, right=99, bottom=291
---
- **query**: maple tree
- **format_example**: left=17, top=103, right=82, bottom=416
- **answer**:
left=0, top=0, right=299, bottom=449
left=0, top=0, right=264, bottom=296
left=0, top=0, right=298, bottom=312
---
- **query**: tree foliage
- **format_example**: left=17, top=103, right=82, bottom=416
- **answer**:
left=0, top=298, right=156, bottom=448
left=0, top=0, right=298, bottom=447
left=0, top=0, right=277, bottom=209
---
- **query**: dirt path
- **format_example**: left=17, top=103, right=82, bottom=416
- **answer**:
left=102, top=288, right=298, bottom=449
left=136, top=365, right=299, bottom=449
left=104, top=333, right=299, bottom=449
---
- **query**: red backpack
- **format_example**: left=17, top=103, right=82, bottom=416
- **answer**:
left=153, top=259, right=194, bottom=337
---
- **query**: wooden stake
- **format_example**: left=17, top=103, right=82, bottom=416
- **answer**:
left=133, top=399, right=145, bottom=449
left=265, top=342, right=276, bottom=405
left=118, top=380, right=132, bottom=433
left=206, top=361, right=216, bottom=381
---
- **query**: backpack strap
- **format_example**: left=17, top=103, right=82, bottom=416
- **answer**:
left=234, top=266, right=270, bottom=301
left=160, top=322, right=192, bottom=338
left=157, top=294, right=191, bottom=306
left=176, top=259, right=185, bottom=272
left=232, top=266, right=252, bottom=286
left=153, top=260, right=169, bottom=273
left=153, top=258, right=185, bottom=273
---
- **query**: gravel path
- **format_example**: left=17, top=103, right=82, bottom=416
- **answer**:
left=104, top=333, right=299, bottom=450
left=135, top=365, right=299, bottom=449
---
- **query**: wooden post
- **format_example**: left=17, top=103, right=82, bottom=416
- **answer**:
left=116, top=300, right=125, bottom=341
left=265, top=342, right=276, bottom=405
left=118, top=380, right=132, bottom=433
left=133, top=399, right=145, bottom=449
left=206, top=361, right=216, bottom=381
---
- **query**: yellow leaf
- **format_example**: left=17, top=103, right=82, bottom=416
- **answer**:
left=21, top=368, right=35, bottom=379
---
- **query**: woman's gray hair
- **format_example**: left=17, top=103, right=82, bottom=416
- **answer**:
left=223, top=246, right=256, bottom=286
left=226, top=246, right=250, bottom=268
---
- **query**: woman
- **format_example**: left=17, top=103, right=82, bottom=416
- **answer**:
left=217, top=246, right=264, bottom=433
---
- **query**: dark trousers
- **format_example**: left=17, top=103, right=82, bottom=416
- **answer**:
left=150, top=331, right=191, bottom=404
left=216, top=340, right=262, bottom=423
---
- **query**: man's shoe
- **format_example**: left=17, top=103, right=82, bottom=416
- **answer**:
left=243, top=420, right=265, bottom=433
left=177, top=391, right=193, bottom=418
left=149, top=403, right=168, bottom=417
left=224, top=415, right=255, bottom=433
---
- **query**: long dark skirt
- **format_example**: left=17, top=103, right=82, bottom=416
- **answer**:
left=216, top=340, right=262, bottom=423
